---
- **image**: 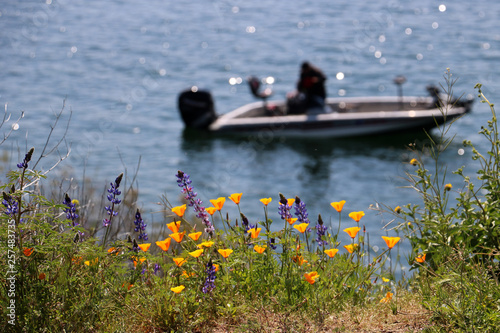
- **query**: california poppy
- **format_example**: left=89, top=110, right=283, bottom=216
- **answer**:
left=294, top=223, right=309, bottom=234
left=380, top=292, right=393, bottom=303
left=170, top=231, right=186, bottom=243
left=286, top=217, right=298, bottom=225
left=138, top=243, right=151, bottom=252
left=348, top=211, right=365, bottom=223
left=343, top=226, right=361, bottom=239
left=416, top=253, right=426, bottom=263
left=287, top=198, right=295, bottom=207
left=292, top=255, right=307, bottom=266
left=382, top=236, right=400, bottom=249
left=189, top=249, right=204, bottom=258
left=228, top=193, right=242, bottom=205
left=188, top=231, right=202, bottom=241
left=254, top=245, right=266, bottom=254
left=156, top=238, right=171, bottom=252
left=394, top=206, right=402, bottom=214
left=444, top=183, right=452, bottom=191
left=23, top=247, right=34, bottom=257
left=330, top=200, right=346, bottom=213
left=84, top=258, right=98, bottom=266
left=171, top=285, right=185, bottom=294
left=218, top=248, right=233, bottom=259
left=260, top=197, right=272, bottom=206
left=197, top=241, right=214, bottom=248
left=324, top=248, right=339, bottom=258
left=173, top=257, right=187, bottom=267
left=171, top=204, right=187, bottom=218
left=167, top=221, right=181, bottom=233
left=304, top=271, right=319, bottom=284
left=210, top=197, right=226, bottom=211
left=205, top=207, right=217, bottom=215
left=344, top=243, right=358, bottom=254
left=248, top=227, right=262, bottom=239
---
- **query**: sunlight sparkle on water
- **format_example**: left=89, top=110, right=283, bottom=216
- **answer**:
left=439, top=4, right=446, bottom=12
left=229, top=77, right=242, bottom=85
left=336, top=72, right=344, bottom=80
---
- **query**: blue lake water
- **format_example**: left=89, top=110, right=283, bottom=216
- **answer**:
left=1, top=0, right=500, bottom=266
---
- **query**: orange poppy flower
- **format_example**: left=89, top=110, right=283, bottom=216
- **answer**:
left=167, top=221, right=181, bottom=233
left=380, top=292, right=393, bottom=303
left=156, top=238, right=171, bottom=252
left=107, top=247, right=120, bottom=255
left=286, top=217, right=298, bottom=225
left=344, top=243, right=358, bottom=254
left=343, top=226, right=361, bottom=239
left=23, top=247, right=34, bottom=257
left=197, top=241, right=214, bottom=248
left=330, top=200, right=346, bottom=213
left=189, top=249, right=204, bottom=258
left=218, top=248, right=233, bottom=259
left=324, top=248, right=339, bottom=258
left=382, top=236, right=401, bottom=249
left=84, top=258, right=98, bottom=266
left=171, top=204, right=187, bottom=218
left=292, top=255, right=308, bottom=266
left=348, top=211, right=365, bottom=223
left=254, top=245, right=267, bottom=254
left=188, top=231, right=202, bottom=241
left=228, top=193, right=242, bottom=205
left=304, top=271, right=320, bottom=284
left=138, top=243, right=151, bottom=252
left=38, top=272, right=46, bottom=280
left=173, top=257, right=187, bottom=267
left=248, top=227, right=262, bottom=239
left=205, top=207, right=217, bottom=215
left=170, top=231, right=186, bottom=243
left=181, top=270, right=195, bottom=278
left=415, top=253, right=426, bottom=263
left=287, top=198, right=295, bottom=207
left=294, top=223, right=309, bottom=234
left=213, top=264, right=220, bottom=272
left=260, top=197, right=272, bottom=206
left=171, top=285, right=185, bottom=294
left=210, top=197, right=226, bottom=211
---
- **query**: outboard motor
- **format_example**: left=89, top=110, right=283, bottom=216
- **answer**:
left=178, top=88, right=217, bottom=129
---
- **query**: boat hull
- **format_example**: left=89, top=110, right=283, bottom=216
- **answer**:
left=208, top=96, right=471, bottom=138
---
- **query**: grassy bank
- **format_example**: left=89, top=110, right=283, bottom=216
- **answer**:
left=1, top=74, right=500, bottom=332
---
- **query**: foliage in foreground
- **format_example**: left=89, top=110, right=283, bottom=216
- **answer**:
left=1, top=75, right=500, bottom=332
left=386, top=80, right=500, bottom=332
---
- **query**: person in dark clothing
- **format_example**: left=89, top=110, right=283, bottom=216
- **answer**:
left=287, top=61, right=327, bottom=114
left=297, top=61, right=327, bottom=108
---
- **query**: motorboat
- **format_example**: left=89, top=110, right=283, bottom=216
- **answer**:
left=177, top=76, right=473, bottom=138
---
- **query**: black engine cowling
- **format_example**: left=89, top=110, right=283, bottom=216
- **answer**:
left=178, top=88, right=217, bottom=129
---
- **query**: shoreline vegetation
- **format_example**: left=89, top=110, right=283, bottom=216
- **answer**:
left=2, top=72, right=500, bottom=332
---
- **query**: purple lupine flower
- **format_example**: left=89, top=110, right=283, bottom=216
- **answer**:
left=103, top=173, right=123, bottom=227
left=133, top=209, right=148, bottom=241
left=17, top=148, right=34, bottom=169
left=154, top=263, right=161, bottom=275
left=2, top=192, right=18, bottom=217
left=202, top=260, right=217, bottom=294
left=268, top=238, right=277, bottom=250
left=278, top=193, right=293, bottom=220
left=176, top=170, right=214, bottom=236
left=63, top=194, right=79, bottom=227
left=316, top=214, right=328, bottom=247
left=294, top=196, right=310, bottom=224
